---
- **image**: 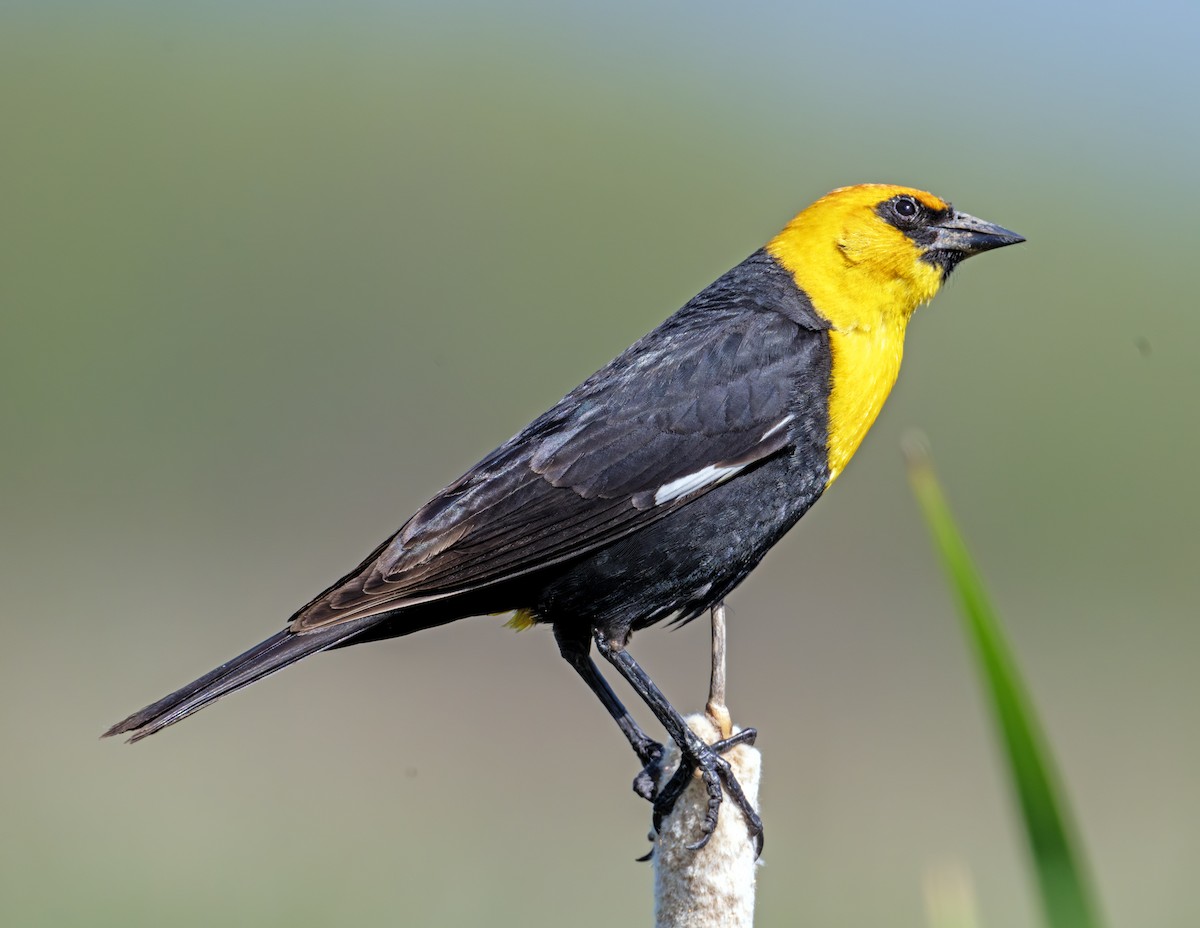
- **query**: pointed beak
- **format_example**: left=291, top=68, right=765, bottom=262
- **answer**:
left=931, top=210, right=1025, bottom=257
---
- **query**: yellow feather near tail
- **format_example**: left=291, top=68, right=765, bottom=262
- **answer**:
left=504, top=608, right=538, bottom=631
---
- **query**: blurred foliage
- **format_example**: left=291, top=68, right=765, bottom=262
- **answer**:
left=909, top=437, right=1103, bottom=928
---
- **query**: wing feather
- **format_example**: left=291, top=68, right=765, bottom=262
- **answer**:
left=290, top=265, right=827, bottom=632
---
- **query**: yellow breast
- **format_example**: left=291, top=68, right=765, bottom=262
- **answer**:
left=825, top=321, right=905, bottom=484
left=764, top=185, right=947, bottom=487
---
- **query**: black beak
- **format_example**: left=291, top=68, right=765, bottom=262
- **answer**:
left=923, top=209, right=1023, bottom=276
left=931, top=210, right=1024, bottom=256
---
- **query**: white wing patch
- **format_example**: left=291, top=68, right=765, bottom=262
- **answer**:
left=760, top=414, right=794, bottom=440
left=653, top=462, right=746, bottom=506
left=651, top=415, right=795, bottom=507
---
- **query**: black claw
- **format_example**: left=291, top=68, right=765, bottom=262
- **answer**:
left=651, top=758, right=695, bottom=834
left=712, top=727, right=757, bottom=752
left=632, top=740, right=667, bottom=802
left=634, top=737, right=665, bottom=770
left=646, top=733, right=764, bottom=857
left=688, top=752, right=727, bottom=850
left=639, top=727, right=757, bottom=807
left=589, top=638, right=763, bottom=856
left=632, top=766, right=658, bottom=802
left=713, top=754, right=764, bottom=858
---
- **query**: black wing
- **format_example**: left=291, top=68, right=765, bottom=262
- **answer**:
left=292, top=258, right=828, bottom=631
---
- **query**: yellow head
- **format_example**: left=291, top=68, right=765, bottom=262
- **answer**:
left=766, top=184, right=1023, bottom=483
left=766, top=183, right=1022, bottom=333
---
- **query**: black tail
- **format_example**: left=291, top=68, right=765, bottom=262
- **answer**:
left=103, top=621, right=372, bottom=743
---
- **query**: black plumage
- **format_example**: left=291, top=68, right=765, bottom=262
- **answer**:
left=295, top=250, right=831, bottom=637
left=111, top=249, right=828, bottom=692
left=107, top=181, right=1025, bottom=856
left=107, top=249, right=833, bottom=850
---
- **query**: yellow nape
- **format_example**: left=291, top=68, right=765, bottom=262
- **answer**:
left=767, top=184, right=950, bottom=484
left=504, top=609, right=538, bottom=631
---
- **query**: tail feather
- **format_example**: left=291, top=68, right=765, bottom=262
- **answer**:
left=103, top=621, right=370, bottom=743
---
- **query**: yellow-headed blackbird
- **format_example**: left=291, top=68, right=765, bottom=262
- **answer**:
left=107, top=184, right=1022, bottom=851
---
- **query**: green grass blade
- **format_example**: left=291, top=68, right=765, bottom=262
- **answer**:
left=904, top=435, right=1104, bottom=928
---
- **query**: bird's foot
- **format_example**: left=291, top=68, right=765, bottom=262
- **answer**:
left=633, top=727, right=757, bottom=801
left=641, top=727, right=762, bottom=856
left=632, top=740, right=666, bottom=802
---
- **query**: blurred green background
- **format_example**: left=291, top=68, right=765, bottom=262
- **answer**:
left=3, top=2, right=1197, bottom=925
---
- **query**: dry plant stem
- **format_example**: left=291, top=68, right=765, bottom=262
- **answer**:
left=652, top=715, right=761, bottom=928
left=705, top=602, right=733, bottom=739
left=653, top=603, right=760, bottom=928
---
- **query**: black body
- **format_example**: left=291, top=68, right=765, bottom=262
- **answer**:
left=108, top=250, right=833, bottom=749
left=107, top=184, right=1025, bottom=858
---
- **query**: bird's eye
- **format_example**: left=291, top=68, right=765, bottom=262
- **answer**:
left=893, top=196, right=919, bottom=220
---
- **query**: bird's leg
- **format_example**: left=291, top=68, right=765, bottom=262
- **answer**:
left=652, top=601, right=760, bottom=839
left=593, top=628, right=764, bottom=856
left=555, top=626, right=664, bottom=800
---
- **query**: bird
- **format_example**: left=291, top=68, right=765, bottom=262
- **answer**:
left=106, top=183, right=1023, bottom=853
